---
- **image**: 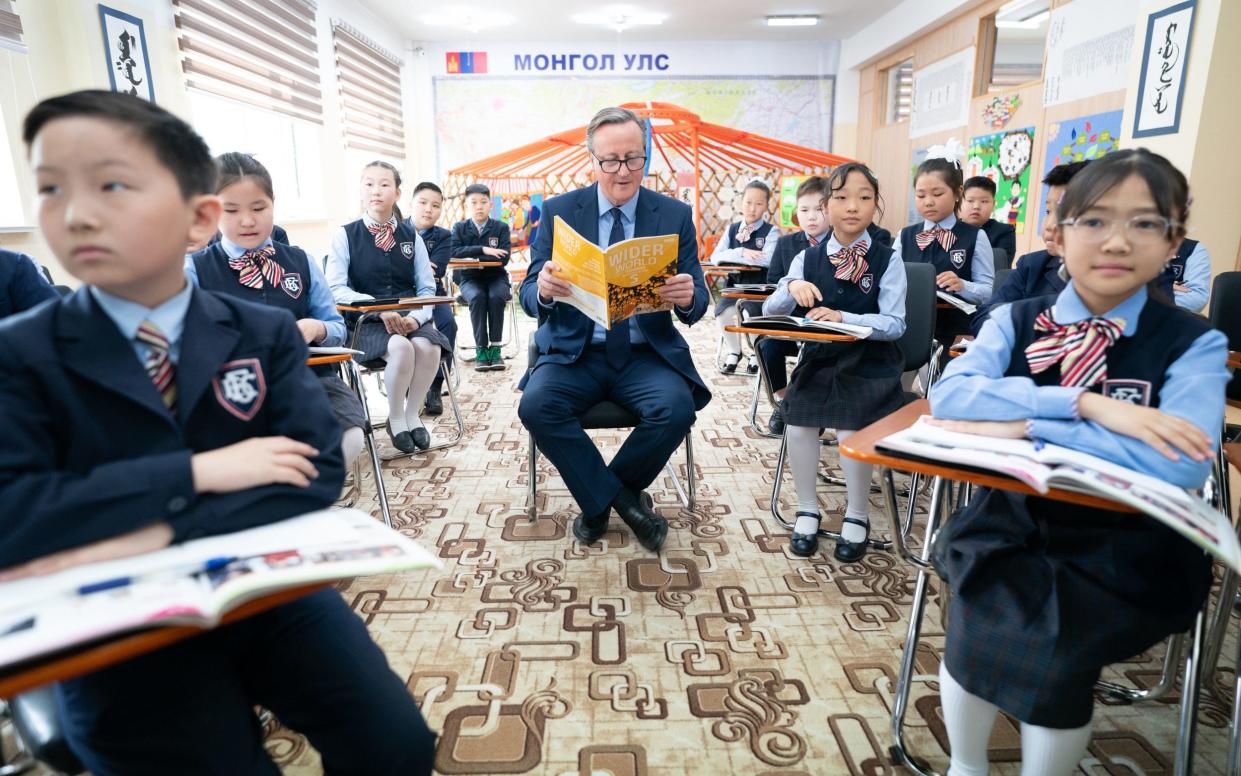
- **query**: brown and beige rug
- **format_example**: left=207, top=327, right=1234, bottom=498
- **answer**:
left=260, top=312, right=1236, bottom=775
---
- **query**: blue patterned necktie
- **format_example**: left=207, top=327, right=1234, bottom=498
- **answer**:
left=605, top=207, right=631, bottom=370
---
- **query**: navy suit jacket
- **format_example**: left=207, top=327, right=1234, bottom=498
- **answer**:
left=519, top=184, right=711, bottom=410
left=970, top=249, right=1065, bottom=335
left=0, top=249, right=57, bottom=319
left=0, top=286, right=344, bottom=569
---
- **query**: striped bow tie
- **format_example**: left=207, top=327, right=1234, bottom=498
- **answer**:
left=828, top=242, right=869, bottom=283
left=228, top=246, right=282, bottom=290
left=368, top=221, right=396, bottom=252
left=1024, top=311, right=1125, bottom=388
left=136, top=320, right=176, bottom=409
left=915, top=226, right=956, bottom=252
left=737, top=225, right=753, bottom=243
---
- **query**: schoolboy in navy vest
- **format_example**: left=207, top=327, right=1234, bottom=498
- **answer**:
left=406, top=181, right=457, bottom=416
left=961, top=175, right=1016, bottom=259
left=710, top=180, right=778, bottom=373
left=0, top=248, right=57, bottom=317
left=1156, top=233, right=1211, bottom=312
left=1, top=90, right=434, bottom=775
left=927, top=149, right=1226, bottom=775
left=893, top=149, right=994, bottom=357
left=971, top=161, right=1090, bottom=335
left=759, top=176, right=831, bottom=435
left=326, top=162, right=449, bottom=454
left=187, top=152, right=366, bottom=468
left=451, top=183, right=512, bottom=371
left=762, top=163, right=907, bottom=561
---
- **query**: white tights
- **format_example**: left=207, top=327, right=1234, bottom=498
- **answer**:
left=939, top=662, right=1092, bottom=776
left=785, top=426, right=871, bottom=542
left=383, top=335, right=442, bottom=435
left=718, top=306, right=742, bottom=356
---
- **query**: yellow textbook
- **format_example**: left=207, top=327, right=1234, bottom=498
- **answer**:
left=550, top=215, right=678, bottom=328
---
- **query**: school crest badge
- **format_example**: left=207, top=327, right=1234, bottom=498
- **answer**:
left=1171, top=262, right=1184, bottom=279
left=488, top=236, right=500, bottom=248
left=280, top=273, right=303, bottom=300
left=755, top=237, right=766, bottom=249
left=212, top=358, right=267, bottom=421
left=859, top=274, right=875, bottom=294
left=950, top=249, right=967, bottom=269
left=400, top=242, right=415, bottom=259
left=1101, top=379, right=1152, bottom=406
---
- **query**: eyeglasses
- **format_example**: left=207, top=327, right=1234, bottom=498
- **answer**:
left=593, top=155, right=647, bottom=173
left=1058, top=215, right=1180, bottom=245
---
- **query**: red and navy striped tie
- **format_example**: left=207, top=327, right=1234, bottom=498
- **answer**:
left=136, top=320, right=176, bottom=409
left=1024, top=311, right=1124, bottom=388
left=228, top=246, right=282, bottom=290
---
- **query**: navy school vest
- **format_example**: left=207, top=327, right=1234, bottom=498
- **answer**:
left=343, top=218, right=419, bottom=298
left=900, top=220, right=980, bottom=281
left=191, top=241, right=312, bottom=320
left=1156, top=238, right=1199, bottom=300
left=767, top=231, right=811, bottom=283
left=727, top=219, right=775, bottom=250
left=791, top=238, right=893, bottom=318
left=1005, top=294, right=1207, bottom=407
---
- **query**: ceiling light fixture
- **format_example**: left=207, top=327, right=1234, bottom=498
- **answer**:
left=572, top=6, right=667, bottom=33
left=765, top=15, right=820, bottom=27
left=420, top=10, right=515, bottom=33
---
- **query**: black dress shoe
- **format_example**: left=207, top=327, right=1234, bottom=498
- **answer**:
left=611, top=487, right=667, bottom=552
left=767, top=407, right=785, bottom=435
left=411, top=427, right=431, bottom=450
left=833, top=516, right=870, bottom=563
left=572, top=510, right=609, bottom=545
left=720, top=353, right=740, bottom=374
left=789, top=510, right=820, bottom=557
left=746, top=355, right=758, bottom=374
left=424, top=388, right=444, bottom=416
left=391, top=430, right=416, bottom=453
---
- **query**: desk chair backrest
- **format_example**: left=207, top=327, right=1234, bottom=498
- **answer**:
left=993, top=268, right=1013, bottom=291
left=993, top=248, right=1011, bottom=272
left=1209, top=272, right=1241, bottom=349
left=898, top=262, right=938, bottom=373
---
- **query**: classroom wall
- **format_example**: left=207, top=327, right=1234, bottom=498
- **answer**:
left=0, top=0, right=419, bottom=285
left=845, top=0, right=1241, bottom=277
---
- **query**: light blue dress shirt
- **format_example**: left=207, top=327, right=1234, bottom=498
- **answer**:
left=892, top=214, right=994, bottom=304
left=324, top=213, right=436, bottom=326
left=184, top=236, right=346, bottom=347
left=763, top=233, right=908, bottom=341
left=710, top=217, right=779, bottom=268
left=90, top=281, right=194, bottom=365
left=1175, top=241, right=1210, bottom=313
left=930, top=282, right=1228, bottom=488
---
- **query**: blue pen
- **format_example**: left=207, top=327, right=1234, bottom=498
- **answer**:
left=77, top=576, right=132, bottom=595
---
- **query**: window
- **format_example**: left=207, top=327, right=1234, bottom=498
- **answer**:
left=332, top=21, right=405, bottom=161
left=884, top=58, right=913, bottom=124
left=980, top=0, right=1049, bottom=93
left=0, top=0, right=22, bottom=52
left=172, top=0, right=323, bottom=124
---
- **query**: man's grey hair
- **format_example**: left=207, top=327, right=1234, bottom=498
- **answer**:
left=586, top=106, right=643, bottom=154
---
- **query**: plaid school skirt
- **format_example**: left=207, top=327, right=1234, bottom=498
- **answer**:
left=780, top=339, right=906, bottom=429
left=350, top=319, right=451, bottom=365
left=936, top=487, right=1212, bottom=728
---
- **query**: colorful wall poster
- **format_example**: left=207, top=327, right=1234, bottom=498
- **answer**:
left=778, top=175, right=807, bottom=229
left=909, top=47, right=975, bottom=138
left=1038, top=110, right=1122, bottom=229
left=492, top=192, right=544, bottom=245
left=965, top=127, right=1035, bottom=235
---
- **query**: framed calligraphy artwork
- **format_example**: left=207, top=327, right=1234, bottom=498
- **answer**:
left=98, top=5, right=154, bottom=103
left=1133, top=0, right=1195, bottom=138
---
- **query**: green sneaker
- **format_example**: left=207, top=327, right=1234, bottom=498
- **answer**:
left=473, top=346, right=488, bottom=371
left=488, top=346, right=507, bottom=371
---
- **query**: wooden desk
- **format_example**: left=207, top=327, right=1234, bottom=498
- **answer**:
left=336, top=296, right=455, bottom=313
left=0, top=583, right=326, bottom=698
left=720, top=290, right=772, bottom=301
left=1228, top=352, right=1241, bottom=371
left=949, top=334, right=974, bottom=358
left=723, top=324, right=858, bottom=345
left=1226, top=444, right=1241, bottom=473
left=447, top=260, right=503, bottom=269
left=306, top=353, right=352, bottom=367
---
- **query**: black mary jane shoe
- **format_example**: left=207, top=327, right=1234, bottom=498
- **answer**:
left=720, top=353, right=740, bottom=374
left=424, top=387, right=444, bottom=416
left=788, top=511, right=820, bottom=558
left=572, top=511, right=609, bottom=545
left=767, top=407, right=785, bottom=435
left=746, top=355, right=759, bottom=374
left=833, top=516, right=870, bottom=563
left=411, top=427, right=431, bottom=450
left=391, top=430, right=416, bottom=453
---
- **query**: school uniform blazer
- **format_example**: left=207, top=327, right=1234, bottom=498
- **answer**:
left=0, top=249, right=58, bottom=318
left=518, top=183, right=711, bottom=410
left=969, top=249, right=1065, bottom=335
left=0, top=287, right=345, bottom=569
left=450, top=218, right=511, bottom=284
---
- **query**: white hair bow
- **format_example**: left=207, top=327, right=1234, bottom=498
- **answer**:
left=924, top=137, right=965, bottom=169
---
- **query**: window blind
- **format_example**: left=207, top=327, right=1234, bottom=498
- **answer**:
left=332, top=20, right=404, bottom=158
left=0, top=1, right=24, bottom=50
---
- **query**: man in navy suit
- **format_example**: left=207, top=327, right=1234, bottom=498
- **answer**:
left=518, top=106, right=710, bottom=553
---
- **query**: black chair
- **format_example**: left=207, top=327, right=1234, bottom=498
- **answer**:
left=992, top=267, right=1013, bottom=292
left=992, top=247, right=1011, bottom=272
left=3, top=686, right=86, bottom=774
left=768, top=262, right=939, bottom=547
left=523, top=340, right=694, bottom=521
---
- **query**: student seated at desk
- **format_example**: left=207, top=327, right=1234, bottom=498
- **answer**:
left=0, top=90, right=434, bottom=776
left=970, top=161, right=1091, bottom=335
left=960, top=175, right=1016, bottom=259
left=1155, top=219, right=1212, bottom=313
left=762, top=163, right=907, bottom=561
left=451, top=182, right=512, bottom=371
left=326, top=161, right=449, bottom=453
left=187, top=152, right=365, bottom=467
left=927, top=149, right=1226, bottom=776
left=759, top=176, right=831, bottom=434
left=405, top=181, right=456, bottom=416
left=0, top=248, right=58, bottom=317
left=711, top=179, right=778, bottom=373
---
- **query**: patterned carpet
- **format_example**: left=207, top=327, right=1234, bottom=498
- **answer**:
left=261, top=310, right=1237, bottom=775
